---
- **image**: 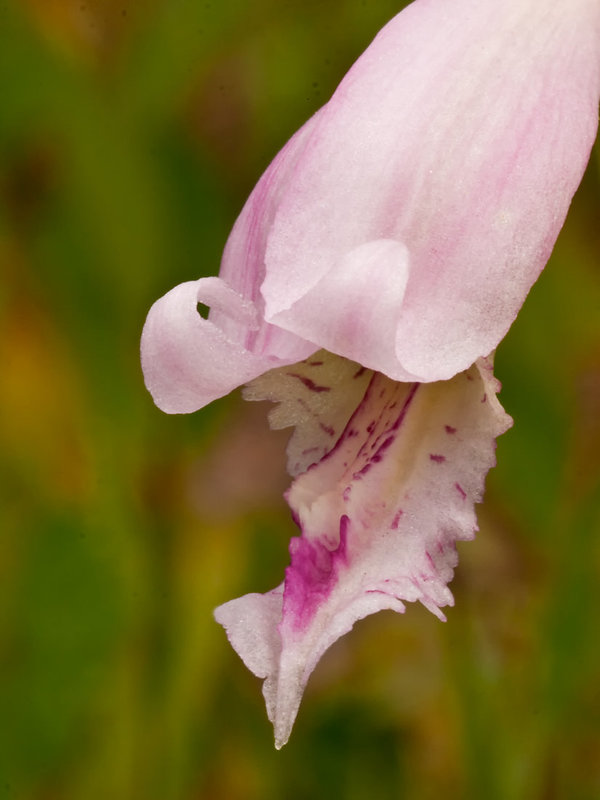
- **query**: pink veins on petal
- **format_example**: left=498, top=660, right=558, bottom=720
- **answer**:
left=215, top=358, right=512, bottom=748
left=282, top=378, right=419, bottom=631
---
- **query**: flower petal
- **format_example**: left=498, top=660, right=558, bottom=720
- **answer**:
left=141, top=277, right=312, bottom=413
left=244, top=349, right=372, bottom=476
left=141, top=110, right=327, bottom=413
left=215, top=357, right=512, bottom=747
left=260, top=0, right=600, bottom=380
left=211, top=109, right=325, bottom=361
left=265, top=240, right=415, bottom=381
left=217, top=109, right=323, bottom=306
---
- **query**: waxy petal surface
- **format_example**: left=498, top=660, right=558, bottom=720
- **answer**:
left=216, top=357, right=512, bottom=747
left=261, top=0, right=600, bottom=381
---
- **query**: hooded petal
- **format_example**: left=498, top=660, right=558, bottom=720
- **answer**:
left=215, top=356, right=512, bottom=747
left=142, top=0, right=600, bottom=408
left=259, top=0, right=600, bottom=381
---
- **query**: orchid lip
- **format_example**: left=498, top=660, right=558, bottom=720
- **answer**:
left=216, top=355, right=512, bottom=747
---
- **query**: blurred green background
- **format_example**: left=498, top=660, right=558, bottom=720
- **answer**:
left=1, top=1, right=599, bottom=798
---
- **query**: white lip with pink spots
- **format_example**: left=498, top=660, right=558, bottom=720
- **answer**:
left=216, top=354, right=511, bottom=748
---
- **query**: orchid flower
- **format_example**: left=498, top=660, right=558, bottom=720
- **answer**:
left=141, top=0, right=600, bottom=748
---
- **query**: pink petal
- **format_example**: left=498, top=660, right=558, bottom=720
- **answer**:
left=260, top=0, right=600, bottom=380
left=210, top=109, right=325, bottom=360
left=215, top=357, right=512, bottom=747
left=141, top=113, right=324, bottom=413
left=140, top=278, right=313, bottom=413
left=142, top=0, right=599, bottom=407
left=266, top=240, right=414, bottom=382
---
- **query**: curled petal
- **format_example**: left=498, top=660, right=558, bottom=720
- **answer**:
left=141, top=278, right=307, bottom=413
left=141, top=111, right=326, bottom=415
left=216, top=357, right=512, bottom=747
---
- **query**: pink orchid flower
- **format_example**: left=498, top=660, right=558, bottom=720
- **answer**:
left=141, top=0, right=600, bottom=747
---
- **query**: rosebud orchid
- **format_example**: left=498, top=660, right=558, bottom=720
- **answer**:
left=141, top=0, right=600, bottom=748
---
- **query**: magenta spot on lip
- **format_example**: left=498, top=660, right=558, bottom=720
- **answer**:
left=284, top=515, right=350, bottom=631
left=343, top=486, right=351, bottom=501
left=444, top=425, right=457, bottom=434
left=455, top=482, right=467, bottom=500
left=390, top=384, right=419, bottom=432
left=366, top=421, right=376, bottom=433
left=365, top=588, right=390, bottom=597
left=356, top=462, right=372, bottom=478
left=390, top=510, right=403, bottom=529
left=319, top=422, right=335, bottom=436
left=301, top=446, right=321, bottom=456
left=429, top=454, right=446, bottom=463
left=481, top=393, right=487, bottom=403
left=287, top=372, right=331, bottom=393
left=371, top=435, right=395, bottom=463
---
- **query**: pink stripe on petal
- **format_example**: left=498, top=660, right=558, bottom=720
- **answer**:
left=244, top=349, right=373, bottom=476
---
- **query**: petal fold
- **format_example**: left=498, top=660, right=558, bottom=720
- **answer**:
left=141, top=278, right=296, bottom=413
left=267, top=240, right=415, bottom=380
left=215, top=356, right=512, bottom=746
